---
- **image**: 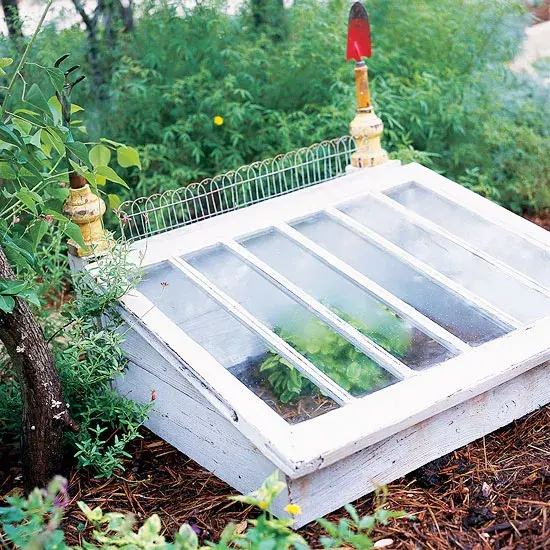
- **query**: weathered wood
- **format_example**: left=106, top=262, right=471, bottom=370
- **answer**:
left=115, top=330, right=283, bottom=499
left=115, top=298, right=295, bottom=475
left=288, top=360, right=550, bottom=527
left=288, top=315, right=550, bottom=474
left=91, top=160, right=550, bottom=526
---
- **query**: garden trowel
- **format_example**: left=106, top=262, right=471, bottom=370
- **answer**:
left=346, top=1, right=388, bottom=167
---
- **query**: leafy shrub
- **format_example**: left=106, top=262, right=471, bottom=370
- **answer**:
left=0, top=30, right=147, bottom=478
left=0, top=473, right=409, bottom=549
left=0, top=245, right=150, bottom=477
left=3, top=0, right=547, bottom=217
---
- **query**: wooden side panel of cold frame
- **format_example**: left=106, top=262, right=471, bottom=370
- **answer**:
left=287, top=361, right=550, bottom=528
left=113, top=327, right=291, bottom=515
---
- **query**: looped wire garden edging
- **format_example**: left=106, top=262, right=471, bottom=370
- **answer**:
left=116, top=135, right=357, bottom=242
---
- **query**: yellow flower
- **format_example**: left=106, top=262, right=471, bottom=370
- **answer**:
left=213, top=115, right=224, bottom=126
left=284, top=503, right=302, bottom=515
left=258, top=501, right=268, bottom=510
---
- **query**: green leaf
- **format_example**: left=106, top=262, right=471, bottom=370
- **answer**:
left=0, top=57, right=13, bottom=76
left=0, top=278, right=28, bottom=295
left=30, top=219, right=49, bottom=248
left=116, top=146, right=141, bottom=169
left=0, top=162, right=16, bottom=179
left=25, top=83, right=52, bottom=115
left=12, top=117, right=32, bottom=136
left=0, top=124, right=23, bottom=147
left=63, top=221, right=87, bottom=250
left=42, top=208, right=69, bottom=223
left=45, top=67, right=65, bottom=92
left=89, top=144, right=111, bottom=168
left=95, top=165, right=128, bottom=188
left=17, top=287, right=41, bottom=307
left=43, top=128, right=65, bottom=155
left=2, top=235, right=37, bottom=271
left=45, top=183, right=70, bottom=202
left=29, top=129, right=42, bottom=148
left=13, top=108, right=43, bottom=126
left=108, top=193, right=122, bottom=209
left=66, top=141, right=92, bottom=170
left=100, top=137, right=124, bottom=148
left=16, top=187, right=42, bottom=214
left=0, top=294, right=15, bottom=313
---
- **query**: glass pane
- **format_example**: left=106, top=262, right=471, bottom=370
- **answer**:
left=292, top=213, right=509, bottom=345
left=339, top=196, right=550, bottom=324
left=241, top=229, right=454, bottom=370
left=137, top=262, right=339, bottom=423
left=387, top=182, right=550, bottom=288
left=185, top=247, right=397, bottom=397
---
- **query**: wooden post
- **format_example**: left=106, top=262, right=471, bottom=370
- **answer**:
left=349, top=61, right=388, bottom=168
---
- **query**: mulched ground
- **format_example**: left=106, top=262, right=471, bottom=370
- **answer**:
left=1, top=405, right=548, bottom=549
left=525, top=211, right=550, bottom=232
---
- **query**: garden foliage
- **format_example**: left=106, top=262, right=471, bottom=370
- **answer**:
left=260, top=307, right=411, bottom=401
left=0, top=35, right=146, bottom=477
left=0, top=473, right=408, bottom=549
left=0, top=0, right=548, bottom=483
left=3, top=0, right=546, bottom=215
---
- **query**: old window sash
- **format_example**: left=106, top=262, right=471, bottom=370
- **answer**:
left=370, top=192, right=550, bottom=298
left=168, top=256, right=355, bottom=405
left=323, top=206, right=520, bottom=329
left=101, top=282, right=297, bottom=472
left=108, top=161, right=550, bottom=476
left=288, top=314, right=550, bottom=475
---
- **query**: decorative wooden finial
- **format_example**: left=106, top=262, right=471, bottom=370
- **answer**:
left=347, top=2, right=388, bottom=168
left=62, top=174, right=112, bottom=257
left=55, top=54, right=112, bottom=258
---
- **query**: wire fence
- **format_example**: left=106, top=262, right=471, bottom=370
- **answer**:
left=116, top=135, right=356, bottom=242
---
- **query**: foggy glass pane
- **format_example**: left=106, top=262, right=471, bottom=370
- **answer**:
left=137, top=261, right=339, bottom=423
left=292, top=213, right=509, bottom=345
left=339, top=196, right=550, bottom=324
left=241, top=229, right=454, bottom=370
left=186, top=247, right=397, bottom=397
left=387, top=182, right=550, bottom=288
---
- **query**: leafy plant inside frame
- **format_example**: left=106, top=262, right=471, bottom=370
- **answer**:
left=260, top=305, right=412, bottom=402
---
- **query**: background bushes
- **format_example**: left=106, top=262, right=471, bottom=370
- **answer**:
left=2, top=0, right=548, bottom=217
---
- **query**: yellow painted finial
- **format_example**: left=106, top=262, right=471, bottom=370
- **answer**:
left=62, top=173, right=113, bottom=257
left=349, top=61, right=388, bottom=168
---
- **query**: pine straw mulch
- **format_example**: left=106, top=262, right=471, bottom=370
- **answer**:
left=2, top=405, right=548, bottom=549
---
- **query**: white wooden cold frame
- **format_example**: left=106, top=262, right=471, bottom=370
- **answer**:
left=92, top=162, right=550, bottom=527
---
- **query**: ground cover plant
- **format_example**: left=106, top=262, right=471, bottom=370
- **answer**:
left=0, top=472, right=408, bottom=549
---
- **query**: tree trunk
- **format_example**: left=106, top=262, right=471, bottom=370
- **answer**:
left=71, top=0, right=104, bottom=96
left=0, top=245, right=75, bottom=494
left=1, top=0, right=23, bottom=40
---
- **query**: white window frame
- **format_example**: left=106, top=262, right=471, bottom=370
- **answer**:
left=90, top=161, right=550, bottom=478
